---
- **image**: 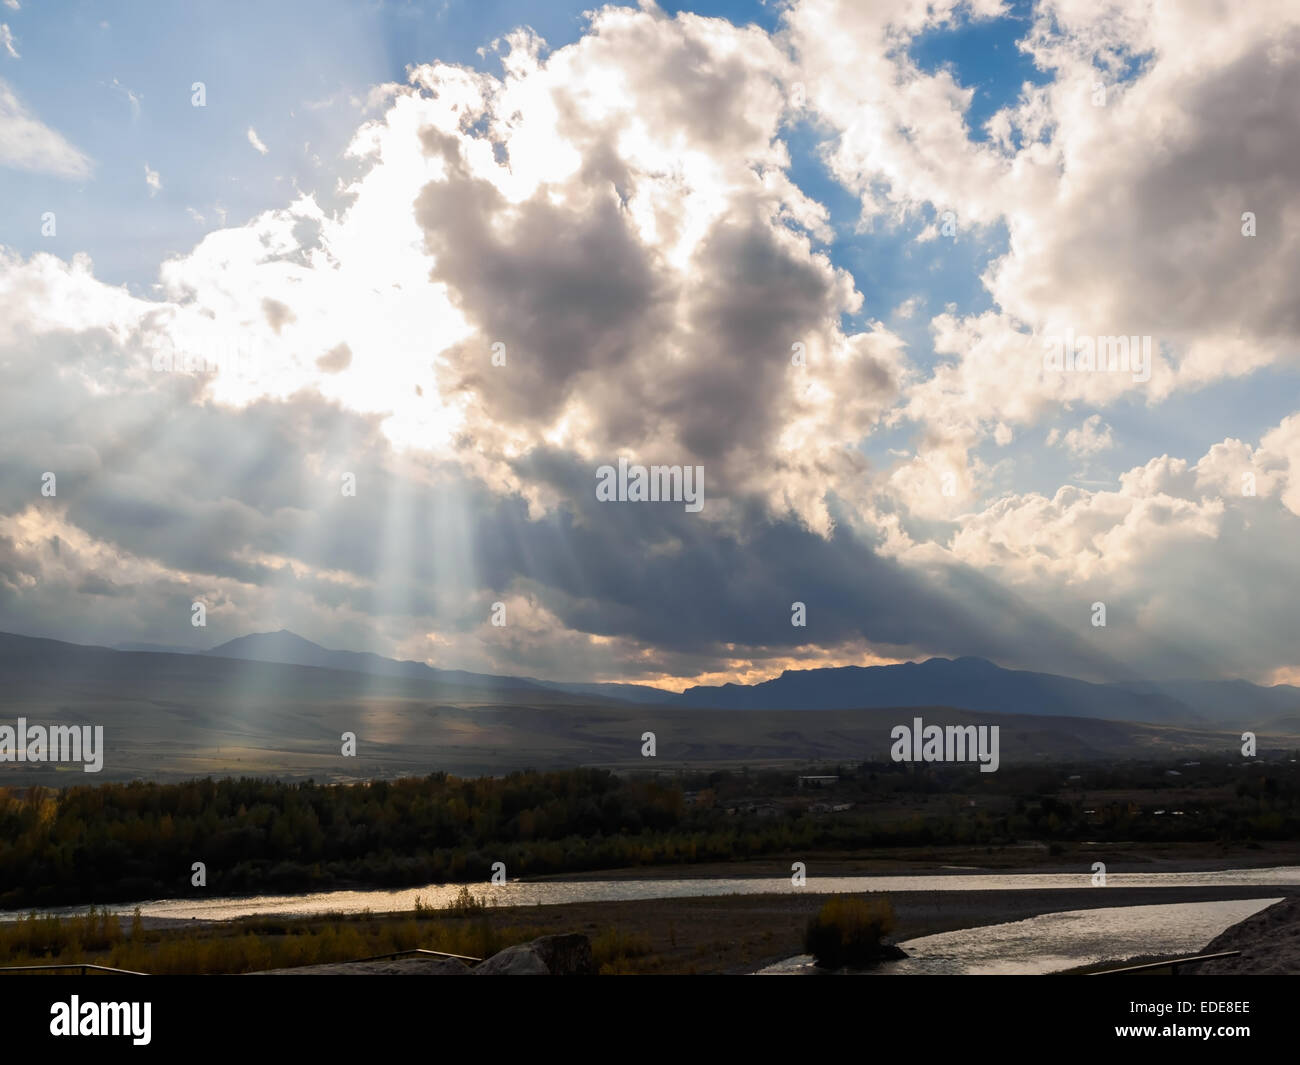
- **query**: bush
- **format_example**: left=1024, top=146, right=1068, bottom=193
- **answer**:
left=592, top=928, right=653, bottom=973
left=804, top=895, right=895, bottom=969
left=440, top=885, right=487, bottom=917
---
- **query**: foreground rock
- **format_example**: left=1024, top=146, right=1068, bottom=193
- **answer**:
left=255, top=934, right=596, bottom=975
left=1181, top=896, right=1300, bottom=974
left=255, top=957, right=471, bottom=975
left=473, top=934, right=596, bottom=975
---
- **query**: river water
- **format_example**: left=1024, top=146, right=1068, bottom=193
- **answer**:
left=755, top=897, right=1280, bottom=974
left=6, top=865, right=1298, bottom=924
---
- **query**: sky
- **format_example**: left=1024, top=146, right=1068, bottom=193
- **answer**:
left=1, top=0, right=1298, bottom=690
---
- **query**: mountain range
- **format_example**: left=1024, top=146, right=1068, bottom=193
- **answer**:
left=0, top=626, right=1291, bottom=727
left=0, top=628, right=1293, bottom=782
left=157, top=629, right=1300, bottom=726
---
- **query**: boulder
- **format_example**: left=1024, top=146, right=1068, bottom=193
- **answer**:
left=473, top=945, right=551, bottom=975
left=253, top=956, right=471, bottom=975
left=1181, top=897, right=1300, bottom=975
left=474, top=933, right=596, bottom=975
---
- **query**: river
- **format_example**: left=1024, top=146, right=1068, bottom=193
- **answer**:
left=756, top=897, right=1280, bottom=974
left=6, top=865, right=1298, bottom=924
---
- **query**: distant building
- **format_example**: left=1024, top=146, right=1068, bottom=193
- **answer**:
left=797, top=775, right=839, bottom=788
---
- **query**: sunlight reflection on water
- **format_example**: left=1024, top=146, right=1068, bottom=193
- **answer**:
left=755, top=897, right=1280, bottom=975
left=5, top=866, right=1299, bottom=926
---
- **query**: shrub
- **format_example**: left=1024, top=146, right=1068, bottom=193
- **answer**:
left=592, top=927, right=653, bottom=972
left=804, top=895, right=895, bottom=969
left=440, top=885, right=487, bottom=917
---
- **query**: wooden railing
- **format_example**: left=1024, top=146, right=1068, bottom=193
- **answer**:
left=0, top=963, right=148, bottom=975
left=0, top=948, right=481, bottom=975
left=1088, top=950, right=1241, bottom=975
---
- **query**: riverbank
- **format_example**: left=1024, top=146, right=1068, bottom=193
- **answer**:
left=482, top=885, right=1300, bottom=973
left=11, top=850, right=1300, bottom=973
left=52, top=844, right=1294, bottom=939
left=1181, top=896, right=1300, bottom=974
left=92, top=882, right=1299, bottom=973
left=525, top=841, right=1300, bottom=881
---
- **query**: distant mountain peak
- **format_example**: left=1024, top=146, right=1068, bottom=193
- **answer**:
left=208, top=629, right=330, bottom=654
left=670, top=654, right=1201, bottom=723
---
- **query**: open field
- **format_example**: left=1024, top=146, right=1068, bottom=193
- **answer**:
left=7, top=692, right=1296, bottom=785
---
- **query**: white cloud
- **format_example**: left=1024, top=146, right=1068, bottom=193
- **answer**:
left=786, top=0, right=1011, bottom=231
left=0, top=0, right=1296, bottom=686
left=1047, top=414, right=1114, bottom=458
left=0, top=23, right=18, bottom=59
left=795, top=0, right=1300, bottom=449
left=882, top=411, right=1300, bottom=679
left=111, top=78, right=141, bottom=120
left=144, top=163, right=161, bottom=195
left=983, top=10, right=1300, bottom=391
left=1255, top=414, right=1300, bottom=519
left=45, top=7, right=903, bottom=537
left=0, top=77, right=92, bottom=178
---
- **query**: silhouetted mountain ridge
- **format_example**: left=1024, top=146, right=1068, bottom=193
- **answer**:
left=670, top=656, right=1201, bottom=723
left=206, top=632, right=1300, bottom=725
left=205, top=629, right=675, bottom=703
left=205, top=629, right=547, bottom=692
left=7, top=628, right=1298, bottom=725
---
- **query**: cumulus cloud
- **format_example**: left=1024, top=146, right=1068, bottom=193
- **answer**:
left=987, top=9, right=1300, bottom=389
left=247, top=126, right=269, bottom=154
left=399, top=12, right=912, bottom=536
left=1047, top=414, right=1113, bottom=457
left=0, top=0, right=1296, bottom=688
left=916, top=413, right=1300, bottom=679
left=0, top=7, right=948, bottom=681
left=796, top=0, right=1300, bottom=455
